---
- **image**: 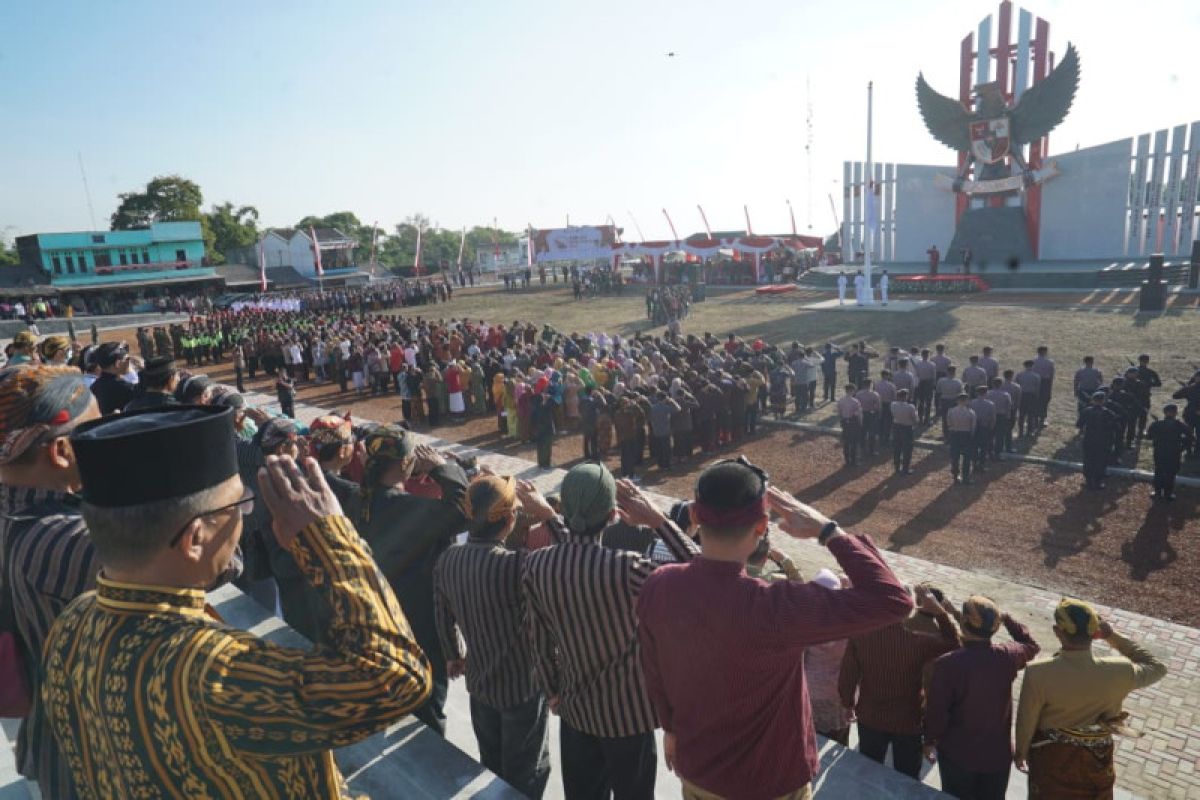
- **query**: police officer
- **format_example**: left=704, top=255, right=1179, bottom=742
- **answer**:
left=969, top=385, right=996, bottom=473
left=936, top=365, right=963, bottom=437
left=1146, top=404, right=1194, bottom=500
left=987, top=377, right=1014, bottom=460
left=1171, top=372, right=1200, bottom=459
left=1073, top=356, right=1103, bottom=416
left=1108, top=377, right=1139, bottom=457
left=913, top=349, right=937, bottom=425
left=875, top=370, right=897, bottom=448
left=1076, top=392, right=1117, bottom=490
left=836, top=383, right=863, bottom=467
left=855, top=379, right=882, bottom=456
left=962, top=355, right=988, bottom=395
left=1121, top=368, right=1148, bottom=448
left=946, top=393, right=976, bottom=484
left=891, top=388, right=918, bottom=474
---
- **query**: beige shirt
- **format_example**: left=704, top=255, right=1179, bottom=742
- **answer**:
left=1014, top=632, right=1167, bottom=758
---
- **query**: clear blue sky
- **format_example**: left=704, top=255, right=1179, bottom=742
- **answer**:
left=2, top=0, right=1196, bottom=242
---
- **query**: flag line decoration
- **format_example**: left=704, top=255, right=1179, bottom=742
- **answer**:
left=744, top=204, right=754, bottom=235
left=662, top=208, right=680, bottom=242
left=257, top=234, right=267, bottom=292
left=697, top=205, right=713, bottom=239
left=309, top=226, right=324, bottom=276
left=414, top=223, right=423, bottom=276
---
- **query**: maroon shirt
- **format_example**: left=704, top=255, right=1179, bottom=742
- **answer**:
left=636, top=534, right=912, bottom=799
left=924, top=617, right=1040, bottom=772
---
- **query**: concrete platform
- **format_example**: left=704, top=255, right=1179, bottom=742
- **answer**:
left=801, top=298, right=938, bottom=312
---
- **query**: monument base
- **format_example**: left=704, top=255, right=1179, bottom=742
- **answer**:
left=946, top=206, right=1035, bottom=270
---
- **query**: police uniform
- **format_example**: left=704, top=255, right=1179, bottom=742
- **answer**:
left=1076, top=396, right=1117, bottom=489
left=1146, top=409, right=1194, bottom=499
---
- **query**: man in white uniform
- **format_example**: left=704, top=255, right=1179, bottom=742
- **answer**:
left=837, top=272, right=848, bottom=306
left=853, top=271, right=865, bottom=306
left=879, top=270, right=890, bottom=306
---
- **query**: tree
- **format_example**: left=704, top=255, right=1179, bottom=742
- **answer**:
left=110, top=174, right=215, bottom=261
left=204, top=202, right=259, bottom=265
left=295, top=211, right=382, bottom=269
left=110, top=175, right=204, bottom=229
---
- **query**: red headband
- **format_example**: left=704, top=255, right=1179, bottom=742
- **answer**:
left=690, top=495, right=769, bottom=529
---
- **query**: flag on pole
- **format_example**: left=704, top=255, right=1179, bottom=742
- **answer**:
left=743, top=204, right=754, bottom=235
left=661, top=208, right=680, bottom=242
left=257, top=234, right=267, bottom=292
left=414, top=224, right=423, bottom=276
left=493, top=217, right=501, bottom=258
left=456, top=226, right=467, bottom=269
left=368, top=222, right=379, bottom=277
left=697, top=205, right=713, bottom=239
left=309, top=226, right=324, bottom=276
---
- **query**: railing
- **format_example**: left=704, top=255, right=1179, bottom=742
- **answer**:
left=892, top=275, right=990, bottom=293
left=88, top=260, right=205, bottom=277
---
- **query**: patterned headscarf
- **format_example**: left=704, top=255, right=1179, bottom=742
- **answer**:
left=961, top=595, right=1002, bottom=638
left=309, top=414, right=353, bottom=459
left=0, top=365, right=94, bottom=464
left=1055, top=597, right=1100, bottom=638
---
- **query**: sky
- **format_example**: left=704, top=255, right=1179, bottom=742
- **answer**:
left=2, top=0, right=1198, bottom=243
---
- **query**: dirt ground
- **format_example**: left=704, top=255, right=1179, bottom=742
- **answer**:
left=99, top=285, right=1200, bottom=622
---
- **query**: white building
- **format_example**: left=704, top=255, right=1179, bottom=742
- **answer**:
left=262, top=228, right=358, bottom=279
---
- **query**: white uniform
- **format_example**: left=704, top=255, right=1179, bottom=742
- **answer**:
left=880, top=273, right=889, bottom=305
left=854, top=273, right=865, bottom=305
left=837, top=274, right=847, bottom=305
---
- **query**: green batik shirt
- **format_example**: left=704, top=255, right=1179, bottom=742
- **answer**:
left=41, top=515, right=432, bottom=799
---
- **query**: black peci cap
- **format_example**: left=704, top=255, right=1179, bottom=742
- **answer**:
left=71, top=406, right=238, bottom=508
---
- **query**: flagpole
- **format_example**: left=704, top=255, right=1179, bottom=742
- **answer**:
left=661, top=208, right=680, bottom=242
left=369, top=221, right=379, bottom=279
left=787, top=199, right=798, bottom=237
left=863, top=81, right=875, bottom=304
left=697, top=205, right=713, bottom=239
left=257, top=234, right=267, bottom=293
left=743, top=204, right=754, bottom=236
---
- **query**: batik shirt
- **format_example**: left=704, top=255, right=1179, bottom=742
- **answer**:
left=41, top=515, right=431, bottom=799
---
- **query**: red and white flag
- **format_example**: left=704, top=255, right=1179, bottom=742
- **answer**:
left=414, top=224, right=423, bottom=275
left=309, top=226, right=324, bottom=276
left=257, top=234, right=267, bottom=292
left=697, top=205, right=713, bottom=239
left=743, top=204, right=754, bottom=235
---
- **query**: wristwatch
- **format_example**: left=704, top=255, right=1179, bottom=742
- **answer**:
left=818, top=520, right=841, bottom=546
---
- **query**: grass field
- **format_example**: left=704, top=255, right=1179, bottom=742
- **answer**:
left=427, top=284, right=1200, bottom=473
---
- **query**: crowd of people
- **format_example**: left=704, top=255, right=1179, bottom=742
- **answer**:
left=0, top=289, right=1195, bottom=799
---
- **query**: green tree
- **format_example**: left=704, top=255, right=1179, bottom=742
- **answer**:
left=204, top=202, right=259, bottom=265
left=295, top=211, right=381, bottom=268
left=110, top=174, right=215, bottom=260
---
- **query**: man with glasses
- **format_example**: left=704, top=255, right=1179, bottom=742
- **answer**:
left=635, top=458, right=913, bottom=800
left=0, top=365, right=102, bottom=798
left=89, top=341, right=134, bottom=415
left=42, top=406, right=432, bottom=797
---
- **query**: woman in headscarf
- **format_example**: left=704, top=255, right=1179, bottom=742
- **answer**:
left=503, top=377, right=520, bottom=439
left=37, top=335, right=72, bottom=366
left=357, top=425, right=468, bottom=736
left=469, top=360, right=488, bottom=415
left=407, top=367, right=427, bottom=425
left=492, top=371, right=509, bottom=434
left=563, top=367, right=583, bottom=422
left=516, top=378, right=535, bottom=442
left=423, top=365, right=443, bottom=427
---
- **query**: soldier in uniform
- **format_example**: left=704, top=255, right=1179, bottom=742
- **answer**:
left=1121, top=368, right=1148, bottom=449
left=1077, top=392, right=1117, bottom=490
left=1107, top=377, right=1139, bottom=457
left=931, top=344, right=952, bottom=380
left=1171, top=372, right=1200, bottom=459
left=875, top=370, right=897, bottom=448
left=1146, top=404, right=1194, bottom=500
left=1014, top=361, right=1042, bottom=436
left=986, top=377, right=1014, bottom=459
left=855, top=379, right=881, bottom=457
left=153, top=326, right=173, bottom=360
left=1134, top=354, right=1162, bottom=437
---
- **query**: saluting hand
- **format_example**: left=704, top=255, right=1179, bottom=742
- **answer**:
left=258, top=455, right=344, bottom=548
left=516, top=479, right=556, bottom=523
left=616, top=479, right=668, bottom=529
left=766, top=486, right=832, bottom=539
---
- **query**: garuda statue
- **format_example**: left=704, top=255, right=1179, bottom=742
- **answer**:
left=916, top=44, right=1080, bottom=193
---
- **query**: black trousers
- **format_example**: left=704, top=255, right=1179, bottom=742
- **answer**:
left=470, top=694, right=551, bottom=800
left=973, top=426, right=993, bottom=467
left=1082, top=441, right=1108, bottom=487
left=582, top=426, right=598, bottom=459
left=653, top=435, right=671, bottom=469
left=536, top=434, right=553, bottom=468
left=893, top=425, right=913, bottom=471
left=823, top=372, right=837, bottom=401
left=993, top=415, right=1011, bottom=456
left=619, top=439, right=639, bottom=477
left=1154, top=454, right=1180, bottom=495
left=937, top=752, right=1010, bottom=800
left=949, top=431, right=973, bottom=480
left=560, top=722, right=656, bottom=800
left=841, top=419, right=861, bottom=465
left=857, top=723, right=922, bottom=779
left=861, top=412, right=879, bottom=454
left=916, top=380, right=934, bottom=423
left=879, top=405, right=893, bottom=446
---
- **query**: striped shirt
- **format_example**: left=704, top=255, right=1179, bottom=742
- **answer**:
left=0, top=485, right=97, bottom=798
left=434, top=524, right=566, bottom=710
left=838, top=614, right=960, bottom=734
left=522, top=518, right=699, bottom=737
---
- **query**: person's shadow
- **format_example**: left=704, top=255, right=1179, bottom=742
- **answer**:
left=1120, top=494, right=1197, bottom=580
